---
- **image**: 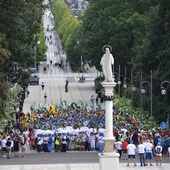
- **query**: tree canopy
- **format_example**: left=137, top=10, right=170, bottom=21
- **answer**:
left=0, top=0, right=45, bottom=79
left=57, top=0, right=169, bottom=123
left=0, top=0, right=46, bottom=117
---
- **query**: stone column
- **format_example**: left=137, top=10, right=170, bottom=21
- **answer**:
left=98, top=81, right=119, bottom=170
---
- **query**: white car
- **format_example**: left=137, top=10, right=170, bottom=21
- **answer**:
left=30, top=73, right=39, bottom=85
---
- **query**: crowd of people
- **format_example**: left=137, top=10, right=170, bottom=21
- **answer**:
left=0, top=131, right=27, bottom=159
left=115, top=133, right=170, bottom=166
left=0, top=100, right=170, bottom=166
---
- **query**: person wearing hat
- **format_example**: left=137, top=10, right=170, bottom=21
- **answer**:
left=155, top=142, right=163, bottom=166
left=138, top=141, right=147, bottom=166
left=145, top=139, right=153, bottom=166
left=126, top=141, right=137, bottom=166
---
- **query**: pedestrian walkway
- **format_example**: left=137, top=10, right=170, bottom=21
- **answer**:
left=23, top=8, right=99, bottom=114
left=0, top=163, right=169, bottom=170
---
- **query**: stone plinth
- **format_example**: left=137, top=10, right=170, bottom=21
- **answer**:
left=101, top=81, right=116, bottom=152
left=99, top=81, right=119, bottom=170
left=99, top=152, right=119, bottom=170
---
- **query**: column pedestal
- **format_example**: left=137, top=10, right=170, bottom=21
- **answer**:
left=99, top=152, right=119, bottom=170
left=104, top=139, right=114, bottom=152
left=99, top=81, right=119, bottom=170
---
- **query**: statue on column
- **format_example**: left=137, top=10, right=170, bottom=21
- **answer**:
left=100, top=45, right=114, bottom=82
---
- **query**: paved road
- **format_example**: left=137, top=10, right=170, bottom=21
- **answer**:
left=23, top=7, right=99, bottom=114
left=0, top=152, right=98, bottom=165
left=0, top=151, right=170, bottom=165
left=0, top=151, right=170, bottom=170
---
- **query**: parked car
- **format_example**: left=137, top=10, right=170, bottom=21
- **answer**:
left=30, top=73, right=39, bottom=85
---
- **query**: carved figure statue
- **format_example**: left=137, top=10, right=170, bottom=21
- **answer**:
left=100, top=46, right=114, bottom=82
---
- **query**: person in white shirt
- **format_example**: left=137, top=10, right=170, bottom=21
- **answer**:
left=145, top=139, right=153, bottom=166
left=155, top=142, right=163, bottom=166
left=138, top=141, right=146, bottom=166
left=43, top=134, right=49, bottom=152
left=61, top=134, right=67, bottom=152
left=126, top=141, right=137, bottom=166
left=36, top=135, right=43, bottom=152
left=11, top=138, right=14, bottom=156
left=114, top=139, right=122, bottom=158
left=1, top=136, right=7, bottom=157
left=90, top=133, right=96, bottom=151
left=168, top=145, right=170, bottom=157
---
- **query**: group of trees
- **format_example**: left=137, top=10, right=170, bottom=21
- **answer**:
left=51, top=0, right=170, bottom=124
left=51, top=0, right=80, bottom=71
left=0, top=0, right=169, bottom=124
left=0, top=0, right=47, bottom=118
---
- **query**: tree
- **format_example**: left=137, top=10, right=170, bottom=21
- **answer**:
left=78, top=0, right=151, bottom=73
left=134, top=1, right=170, bottom=79
left=0, top=0, right=44, bottom=78
left=0, top=33, right=9, bottom=118
left=133, top=1, right=170, bottom=122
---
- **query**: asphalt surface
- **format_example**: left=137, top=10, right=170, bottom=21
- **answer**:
left=23, top=6, right=99, bottom=114
left=0, top=150, right=170, bottom=165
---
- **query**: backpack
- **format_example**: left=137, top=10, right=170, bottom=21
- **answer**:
left=48, top=137, right=53, bottom=143
left=156, top=146, right=161, bottom=154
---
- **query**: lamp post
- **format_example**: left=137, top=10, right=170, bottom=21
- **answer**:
left=122, top=67, right=133, bottom=115
left=160, top=81, right=170, bottom=95
left=140, top=70, right=153, bottom=128
left=118, top=65, right=120, bottom=96
left=77, top=41, right=83, bottom=72
left=34, top=41, right=40, bottom=70
left=123, top=67, right=132, bottom=98
left=160, top=80, right=170, bottom=131
left=130, top=69, right=133, bottom=106
left=114, top=65, right=121, bottom=96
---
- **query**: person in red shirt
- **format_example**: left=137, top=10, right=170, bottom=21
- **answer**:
left=122, top=138, right=129, bottom=159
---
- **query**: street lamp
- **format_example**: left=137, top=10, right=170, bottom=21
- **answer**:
left=160, top=81, right=170, bottom=95
left=123, top=67, right=131, bottom=98
left=160, top=80, right=170, bottom=131
left=140, top=70, right=153, bottom=128
left=34, top=41, right=40, bottom=70
left=114, top=65, right=121, bottom=96
left=77, top=41, right=83, bottom=72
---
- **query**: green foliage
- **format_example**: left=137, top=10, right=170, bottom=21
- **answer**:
left=0, top=0, right=45, bottom=78
left=37, top=22, right=48, bottom=62
left=114, top=95, right=157, bottom=130
left=0, top=34, right=9, bottom=62
left=17, top=71, right=30, bottom=87
left=94, top=76, right=104, bottom=90
left=76, top=0, right=151, bottom=71
left=134, top=1, right=170, bottom=81
left=132, top=1, right=170, bottom=123
left=51, top=0, right=79, bottom=70
left=0, top=33, right=9, bottom=118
